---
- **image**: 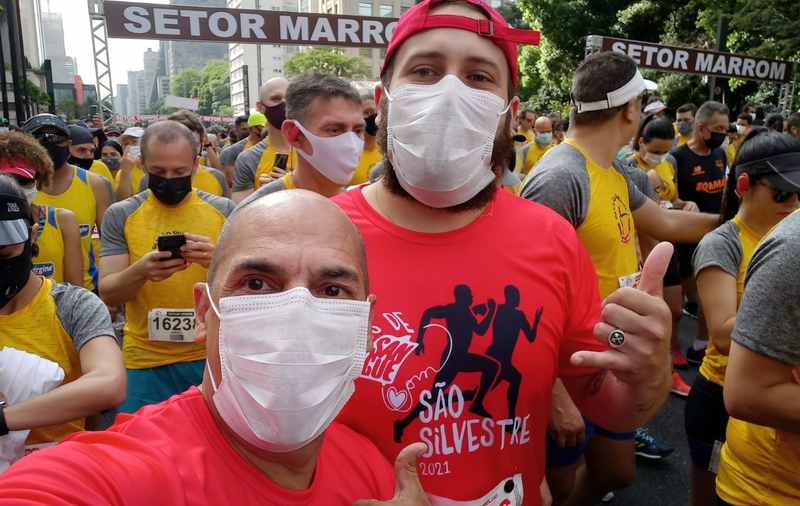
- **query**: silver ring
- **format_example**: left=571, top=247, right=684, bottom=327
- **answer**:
left=608, top=329, right=625, bottom=348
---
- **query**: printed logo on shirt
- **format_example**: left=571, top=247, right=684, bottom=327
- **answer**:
left=695, top=178, right=725, bottom=194
left=32, top=262, right=55, bottom=278
left=611, top=194, right=632, bottom=244
left=79, top=224, right=91, bottom=237
left=360, top=284, right=544, bottom=461
left=692, top=165, right=705, bottom=176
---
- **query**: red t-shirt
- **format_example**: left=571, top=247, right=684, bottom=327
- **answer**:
left=333, top=187, right=605, bottom=506
left=0, top=387, right=394, bottom=505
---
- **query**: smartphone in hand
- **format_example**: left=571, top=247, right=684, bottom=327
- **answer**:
left=157, top=234, right=187, bottom=260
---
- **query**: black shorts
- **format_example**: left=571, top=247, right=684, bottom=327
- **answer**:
left=664, top=246, right=682, bottom=287
left=684, top=373, right=729, bottom=472
left=676, top=243, right=697, bottom=280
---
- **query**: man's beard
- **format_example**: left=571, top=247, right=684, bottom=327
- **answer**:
left=376, top=96, right=514, bottom=213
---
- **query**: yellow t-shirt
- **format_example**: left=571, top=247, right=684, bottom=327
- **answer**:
left=350, top=144, right=383, bottom=185
left=34, top=166, right=97, bottom=291
left=633, top=154, right=677, bottom=202
left=516, top=128, right=534, bottom=146
left=726, top=143, right=737, bottom=168
left=100, top=190, right=233, bottom=369
left=113, top=164, right=145, bottom=194
left=518, top=142, right=552, bottom=175
left=674, top=124, right=690, bottom=146
left=255, top=143, right=298, bottom=190
left=697, top=216, right=761, bottom=386
left=32, top=206, right=64, bottom=283
left=567, top=139, right=639, bottom=299
left=89, top=159, right=113, bottom=183
left=0, top=278, right=84, bottom=444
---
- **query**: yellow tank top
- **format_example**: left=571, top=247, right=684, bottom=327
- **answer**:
left=193, top=166, right=225, bottom=196
left=121, top=191, right=228, bottom=369
left=34, top=166, right=97, bottom=291
left=633, top=155, right=677, bottom=202
left=566, top=139, right=639, bottom=298
left=0, top=277, right=83, bottom=444
left=699, top=216, right=762, bottom=386
left=350, top=145, right=383, bottom=185
left=90, top=159, right=113, bottom=183
left=254, top=142, right=298, bottom=189
left=32, top=206, right=65, bottom=283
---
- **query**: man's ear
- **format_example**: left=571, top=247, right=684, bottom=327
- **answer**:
left=193, top=283, right=210, bottom=344
left=509, top=96, right=520, bottom=124
left=282, top=120, right=301, bottom=147
left=624, top=99, right=639, bottom=123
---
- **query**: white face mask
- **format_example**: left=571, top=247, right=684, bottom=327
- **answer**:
left=642, top=151, right=665, bottom=166
left=385, top=74, right=510, bottom=208
left=22, top=185, right=37, bottom=204
left=721, top=137, right=730, bottom=150
left=535, top=132, right=553, bottom=146
left=206, top=285, right=370, bottom=453
left=737, top=124, right=748, bottom=135
left=293, top=122, right=364, bottom=185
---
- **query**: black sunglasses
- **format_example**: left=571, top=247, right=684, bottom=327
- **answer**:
left=759, top=181, right=800, bottom=203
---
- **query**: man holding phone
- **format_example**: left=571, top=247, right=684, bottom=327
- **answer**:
left=237, top=74, right=365, bottom=207
left=99, top=120, right=234, bottom=413
left=231, top=77, right=297, bottom=203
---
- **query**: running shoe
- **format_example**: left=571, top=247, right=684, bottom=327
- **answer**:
left=601, top=492, right=615, bottom=503
left=634, top=427, right=675, bottom=460
left=686, top=346, right=706, bottom=366
left=672, top=349, right=689, bottom=369
left=671, top=371, right=691, bottom=397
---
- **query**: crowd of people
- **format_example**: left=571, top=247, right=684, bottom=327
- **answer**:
left=0, top=0, right=798, bottom=505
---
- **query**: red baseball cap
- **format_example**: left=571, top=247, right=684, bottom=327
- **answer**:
left=0, top=160, right=36, bottom=181
left=381, top=0, right=540, bottom=89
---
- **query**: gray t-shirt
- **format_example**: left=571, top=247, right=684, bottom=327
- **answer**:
left=219, top=138, right=247, bottom=167
left=51, top=282, right=117, bottom=350
left=232, top=141, right=267, bottom=192
left=138, top=168, right=231, bottom=199
left=235, top=176, right=290, bottom=212
left=100, top=190, right=235, bottom=257
left=693, top=220, right=742, bottom=278
left=733, top=211, right=800, bottom=365
left=519, top=143, right=648, bottom=228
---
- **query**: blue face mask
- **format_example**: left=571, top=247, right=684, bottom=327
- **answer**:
left=616, top=148, right=627, bottom=161
left=535, top=132, right=553, bottom=146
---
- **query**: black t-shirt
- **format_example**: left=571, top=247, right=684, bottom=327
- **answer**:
left=670, top=143, right=727, bottom=214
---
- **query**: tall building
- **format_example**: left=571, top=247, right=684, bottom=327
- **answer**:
left=126, top=70, right=146, bottom=116
left=228, top=0, right=299, bottom=116
left=142, top=48, right=161, bottom=108
left=40, top=11, right=76, bottom=83
left=323, top=0, right=412, bottom=77
left=166, top=0, right=228, bottom=80
left=115, top=84, right=129, bottom=115
left=19, top=0, right=45, bottom=69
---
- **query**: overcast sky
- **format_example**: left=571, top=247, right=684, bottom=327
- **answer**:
left=42, top=0, right=168, bottom=87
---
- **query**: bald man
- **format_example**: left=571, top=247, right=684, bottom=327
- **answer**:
left=232, top=77, right=297, bottom=203
left=517, top=116, right=554, bottom=175
left=0, top=190, right=428, bottom=506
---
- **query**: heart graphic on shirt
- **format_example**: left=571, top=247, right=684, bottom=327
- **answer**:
left=386, top=386, right=408, bottom=411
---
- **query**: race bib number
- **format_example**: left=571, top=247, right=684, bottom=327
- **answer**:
left=428, top=474, right=523, bottom=506
left=618, top=271, right=641, bottom=289
left=32, top=262, right=55, bottom=278
left=148, top=309, right=197, bottom=342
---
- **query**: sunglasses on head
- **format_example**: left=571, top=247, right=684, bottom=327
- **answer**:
left=34, top=131, right=68, bottom=145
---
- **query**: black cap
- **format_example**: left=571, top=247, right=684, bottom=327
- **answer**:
left=21, top=114, right=69, bottom=138
left=0, top=191, right=32, bottom=246
left=68, top=125, right=94, bottom=146
left=737, top=152, right=800, bottom=193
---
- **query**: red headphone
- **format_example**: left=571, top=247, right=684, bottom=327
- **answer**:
left=735, top=173, right=750, bottom=196
left=286, top=122, right=300, bottom=142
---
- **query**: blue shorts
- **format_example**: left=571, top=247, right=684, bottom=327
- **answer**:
left=118, top=359, right=205, bottom=414
left=546, top=418, right=595, bottom=467
left=546, top=420, right=636, bottom=467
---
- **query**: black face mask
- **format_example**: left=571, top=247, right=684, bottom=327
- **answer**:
left=365, top=113, right=378, bottom=137
left=705, top=131, right=727, bottom=150
left=103, top=157, right=121, bottom=171
left=45, top=144, right=70, bottom=169
left=0, top=240, right=32, bottom=310
left=265, top=102, right=286, bottom=130
left=69, top=156, right=93, bottom=171
left=148, top=173, right=193, bottom=206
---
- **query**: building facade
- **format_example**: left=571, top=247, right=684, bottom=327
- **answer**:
left=40, top=11, right=77, bottom=84
left=115, top=83, right=129, bottom=115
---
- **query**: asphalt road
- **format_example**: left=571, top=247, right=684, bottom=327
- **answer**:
left=607, top=316, right=701, bottom=506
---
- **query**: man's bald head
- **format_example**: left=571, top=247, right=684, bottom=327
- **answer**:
left=534, top=116, right=553, bottom=134
left=209, top=190, right=368, bottom=296
left=259, top=77, right=289, bottom=107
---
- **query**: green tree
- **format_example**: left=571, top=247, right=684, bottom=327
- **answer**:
left=196, top=60, right=230, bottom=116
left=170, top=68, right=203, bottom=99
left=284, top=48, right=371, bottom=79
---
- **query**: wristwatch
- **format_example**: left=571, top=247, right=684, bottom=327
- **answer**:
left=0, top=400, right=9, bottom=436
